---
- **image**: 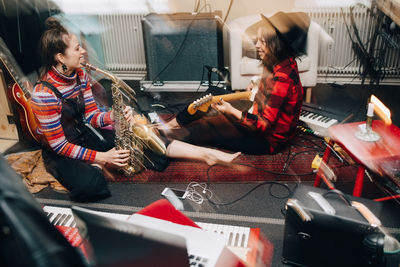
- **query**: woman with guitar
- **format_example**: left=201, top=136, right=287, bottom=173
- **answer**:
left=31, top=17, right=240, bottom=202
left=161, top=12, right=309, bottom=155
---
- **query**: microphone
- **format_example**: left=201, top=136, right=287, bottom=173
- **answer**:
left=204, top=65, right=230, bottom=86
left=204, top=65, right=223, bottom=77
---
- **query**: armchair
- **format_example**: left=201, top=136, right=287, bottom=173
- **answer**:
left=227, top=14, right=334, bottom=102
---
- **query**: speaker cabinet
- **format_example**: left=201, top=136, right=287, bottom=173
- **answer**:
left=142, top=12, right=224, bottom=82
left=282, top=185, right=383, bottom=267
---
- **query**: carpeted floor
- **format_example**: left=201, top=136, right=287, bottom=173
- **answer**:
left=106, top=130, right=358, bottom=184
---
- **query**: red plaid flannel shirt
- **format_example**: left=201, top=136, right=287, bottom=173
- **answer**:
left=240, top=58, right=303, bottom=152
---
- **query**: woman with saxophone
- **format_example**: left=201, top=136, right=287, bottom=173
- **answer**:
left=31, top=17, right=240, bottom=202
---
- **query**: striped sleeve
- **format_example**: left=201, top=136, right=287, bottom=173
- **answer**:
left=79, top=70, right=113, bottom=127
left=31, top=83, right=97, bottom=162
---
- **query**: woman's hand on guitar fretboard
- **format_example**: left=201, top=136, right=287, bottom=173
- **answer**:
left=187, top=91, right=252, bottom=115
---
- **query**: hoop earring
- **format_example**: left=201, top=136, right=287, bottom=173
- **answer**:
left=62, top=63, right=67, bottom=73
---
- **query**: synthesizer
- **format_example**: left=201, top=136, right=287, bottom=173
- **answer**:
left=300, top=102, right=347, bottom=137
left=43, top=205, right=252, bottom=249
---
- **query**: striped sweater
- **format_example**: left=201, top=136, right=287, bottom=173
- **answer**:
left=31, top=67, right=113, bottom=162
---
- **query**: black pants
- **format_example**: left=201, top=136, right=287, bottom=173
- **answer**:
left=170, top=110, right=273, bottom=155
left=42, top=129, right=114, bottom=202
left=42, top=128, right=170, bottom=202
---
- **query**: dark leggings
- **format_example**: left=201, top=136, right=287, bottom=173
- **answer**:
left=170, top=109, right=273, bottom=155
left=42, top=129, right=114, bottom=202
left=42, top=128, right=170, bottom=202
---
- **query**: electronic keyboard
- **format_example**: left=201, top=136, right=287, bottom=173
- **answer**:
left=300, top=103, right=346, bottom=137
left=43, top=205, right=252, bottom=249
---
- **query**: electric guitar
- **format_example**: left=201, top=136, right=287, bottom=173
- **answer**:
left=187, top=91, right=252, bottom=115
left=0, top=38, right=40, bottom=143
left=188, top=76, right=261, bottom=115
left=187, top=77, right=261, bottom=115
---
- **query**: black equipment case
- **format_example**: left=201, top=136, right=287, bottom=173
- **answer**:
left=282, top=185, right=384, bottom=267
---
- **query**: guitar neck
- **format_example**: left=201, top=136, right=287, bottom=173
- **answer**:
left=0, top=57, right=30, bottom=97
left=0, top=37, right=31, bottom=97
left=211, top=91, right=251, bottom=103
left=188, top=90, right=252, bottom=115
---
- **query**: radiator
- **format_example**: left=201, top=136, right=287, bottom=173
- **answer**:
left=97, top=13, right=147, bottom=77
left=97, top=8, right=400, bottom=83
left=298, top=5, right=400, bottom=83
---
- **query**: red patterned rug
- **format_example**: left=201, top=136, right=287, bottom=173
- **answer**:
left=107, top=130, right=358, bottom=183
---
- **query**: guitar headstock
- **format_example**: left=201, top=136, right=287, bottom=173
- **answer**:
left=187, top=94, right=213, bottom=115
left=250, top=75, right=261, bottom=86
left=0, top=37, right=31, bottom=94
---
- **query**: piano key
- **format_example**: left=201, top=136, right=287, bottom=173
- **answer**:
left=46, top=212, right=54, bottom=220
left=300, top=111, right=338, bottom=137
left=54, top=214, right=67, bottom=225
left=51, top=214, right=62, bottom=224
left=300, top=103, right=344, bottom=137
left=237, top=227, right=245, bottom=247
left=59, top=214, right=69, bottom=225
left=228, top=232, right=234, bottom=246
left=239, top=227, right=247, bottom=247
left=61, top=215, right=73, bottom=227
left=192, top=221, right=251, bottom=248
left=234, top=232, right=240, bottom=247
left=232, top=226, right=239, bottom=246
left=227, top=225, right=235, bottom=246
left=56, top=214, right=66, bottom=226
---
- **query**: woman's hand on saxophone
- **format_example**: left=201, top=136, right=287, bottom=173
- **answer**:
left=123, top=106, right=133, bottom=125
left=110, top=106, right=133, bottom=124
left=94, top=148, right=130, bottom=167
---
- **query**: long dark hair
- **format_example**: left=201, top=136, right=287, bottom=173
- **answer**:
left=259, top=29, right=297, bottom=72
left=38, top=17, right=69, bottom=78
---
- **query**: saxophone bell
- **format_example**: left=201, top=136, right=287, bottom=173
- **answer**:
left=132, top=124, right=167, bottom=155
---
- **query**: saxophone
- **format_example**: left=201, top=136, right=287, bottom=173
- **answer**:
left=82, top=63, right=167, bottom=176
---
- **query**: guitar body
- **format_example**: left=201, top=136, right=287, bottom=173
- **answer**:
left=7, top=83, right=40, bottom=142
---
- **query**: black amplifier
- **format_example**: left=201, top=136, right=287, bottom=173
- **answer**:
left=282, top=185, right=384, bottom=267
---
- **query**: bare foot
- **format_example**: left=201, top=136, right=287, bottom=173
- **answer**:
left=203, top=150, right=241, bottom=166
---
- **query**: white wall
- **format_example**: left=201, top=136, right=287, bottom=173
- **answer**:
left=167, top=0, right=294, bottom=23
left=53, top=0, right=294, bottom=18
